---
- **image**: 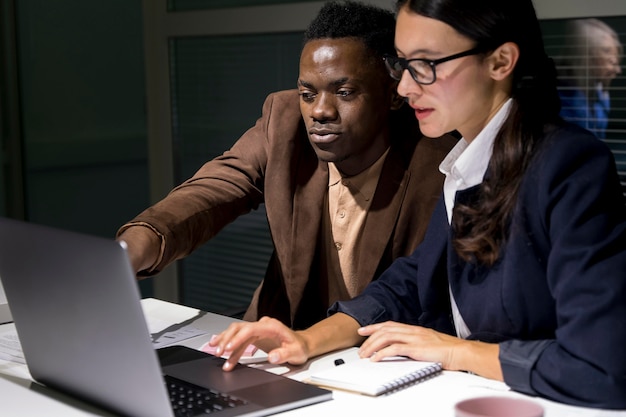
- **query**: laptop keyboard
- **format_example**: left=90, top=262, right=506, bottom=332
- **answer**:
left=165, top=375, right=248, bottom=416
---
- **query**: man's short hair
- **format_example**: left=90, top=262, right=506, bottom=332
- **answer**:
left=303, top=0, right=396, bottom=59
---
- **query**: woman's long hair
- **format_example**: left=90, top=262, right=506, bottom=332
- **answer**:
left=396, top=0, right=562, bottom=265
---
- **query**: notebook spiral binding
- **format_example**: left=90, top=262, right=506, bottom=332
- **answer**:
left=380, top=362, right=443, bottom=395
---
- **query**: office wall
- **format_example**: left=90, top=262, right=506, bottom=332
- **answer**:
left=11, top=0, right=148, bottom=238
left=4, top=0, right=153, bottom=295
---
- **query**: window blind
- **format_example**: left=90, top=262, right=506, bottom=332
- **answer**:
left=169, top=32, right=302, bottom=314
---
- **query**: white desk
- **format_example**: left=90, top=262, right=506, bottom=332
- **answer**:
left=0, top=298, right=624, bottom=417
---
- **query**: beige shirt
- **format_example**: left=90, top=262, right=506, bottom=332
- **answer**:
left=321, top=149, right=389, bottom=305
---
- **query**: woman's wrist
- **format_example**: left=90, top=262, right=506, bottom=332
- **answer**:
left=452, top=339, right=503, bottom=381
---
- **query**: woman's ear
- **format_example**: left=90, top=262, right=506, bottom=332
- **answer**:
left=488, top=42, right=519, bottom=81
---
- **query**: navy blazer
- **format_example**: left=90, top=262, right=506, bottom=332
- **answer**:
left=331, top=123, right=626, bottom=408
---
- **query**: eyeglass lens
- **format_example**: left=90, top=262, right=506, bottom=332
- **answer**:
left=385, top=57, right=435, bottom=84
left=394, top=59, right=432, bottom=83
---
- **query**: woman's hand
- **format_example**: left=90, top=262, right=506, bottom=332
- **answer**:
left=357, top=321, right=503, bottom=380
left=210, top=317, right=310, bottom=371
left=357, top=321, right=462, bottom=368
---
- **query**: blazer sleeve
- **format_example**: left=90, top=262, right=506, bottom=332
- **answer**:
left=328, top=249, right=423, bottom=326
left=499, top=125, right=626, bottom=408
left=119, top=91, right=295, bottom=273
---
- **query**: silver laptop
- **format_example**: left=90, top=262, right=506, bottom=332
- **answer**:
left=0, top=217, right=331, bottom=417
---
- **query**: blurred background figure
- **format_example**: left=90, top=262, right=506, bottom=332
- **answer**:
left=557, top=18, right=623, bottom=139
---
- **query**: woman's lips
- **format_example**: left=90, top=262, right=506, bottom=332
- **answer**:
left=414, top=107, right=434, bottom=121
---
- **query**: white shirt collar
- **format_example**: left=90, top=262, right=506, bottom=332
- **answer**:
left=439, top=99, right=513, bottom=224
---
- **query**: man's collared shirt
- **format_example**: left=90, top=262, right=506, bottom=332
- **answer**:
left=321, top=149, right=390, bottom=305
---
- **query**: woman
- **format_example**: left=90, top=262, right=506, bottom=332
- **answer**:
left=212, top=0, right=626, bottom=408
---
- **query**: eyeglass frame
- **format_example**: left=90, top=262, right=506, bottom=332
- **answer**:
left=383, top=47, right=486, bottom=85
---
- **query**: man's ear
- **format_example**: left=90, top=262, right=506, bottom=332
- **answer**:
left=488, top=42, right=519, bottom=81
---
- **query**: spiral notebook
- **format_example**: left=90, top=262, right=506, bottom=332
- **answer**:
left=307, top=356, right=441, bottom=396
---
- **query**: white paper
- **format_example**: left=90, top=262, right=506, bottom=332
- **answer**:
left=0, top=330, right=25, bottom=364
left=0, top=316, right=208, bottom=367
left=0, top=279, right=7, bottom=304
left=0, top=278, right=13, bottom=324
left=147, top=316, right=207, bottom=349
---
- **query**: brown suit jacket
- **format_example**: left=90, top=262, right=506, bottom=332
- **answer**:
left=121, top=90, right=457, bottom=329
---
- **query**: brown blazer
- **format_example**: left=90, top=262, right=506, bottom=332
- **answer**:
left=121, top=90, right=457, bottom=329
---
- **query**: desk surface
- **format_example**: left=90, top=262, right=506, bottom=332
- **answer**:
left=0, top=298, right=624, bottom=417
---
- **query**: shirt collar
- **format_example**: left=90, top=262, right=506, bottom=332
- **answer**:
left=328, top=148, right=390, bottom=202
left=439, top=99, right=513, bottom=189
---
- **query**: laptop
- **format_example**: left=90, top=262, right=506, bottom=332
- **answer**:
left=0, top=217, right=331, bottom=417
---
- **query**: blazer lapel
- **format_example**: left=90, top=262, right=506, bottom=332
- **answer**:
left=418, top=197, right=454, bottom=334
left=351, top=146, right=410, bottom=294
left=288, top=157, right=328, bottom=320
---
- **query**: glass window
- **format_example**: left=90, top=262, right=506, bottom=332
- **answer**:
left=541, top=17, right=626, bottom=195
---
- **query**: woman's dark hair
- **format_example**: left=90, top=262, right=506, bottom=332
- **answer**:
left=396, top=0, right=562, bottom=265
left=304, top=0, right=397, bottom=60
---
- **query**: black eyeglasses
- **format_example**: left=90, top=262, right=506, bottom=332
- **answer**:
left=383, top=47, right=484, bottom=85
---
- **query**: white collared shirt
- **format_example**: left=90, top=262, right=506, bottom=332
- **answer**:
left=438, top=99, right=513, bottom=338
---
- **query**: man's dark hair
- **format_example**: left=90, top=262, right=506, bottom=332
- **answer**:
left=303, top=1, right=396, bottom=59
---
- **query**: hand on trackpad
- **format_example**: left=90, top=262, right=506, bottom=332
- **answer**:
left=200, top=335, right=268, bottom=364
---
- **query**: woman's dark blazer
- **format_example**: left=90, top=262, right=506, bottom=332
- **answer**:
left=332, top=123, right=626, bottom=408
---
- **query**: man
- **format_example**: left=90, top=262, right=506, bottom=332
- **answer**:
left=117, top=0, right=457, bottom=329
left=558, top=18, right=623, bottom=139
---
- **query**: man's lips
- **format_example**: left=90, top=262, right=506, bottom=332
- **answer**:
left=309, top=130, right=341, bottom=144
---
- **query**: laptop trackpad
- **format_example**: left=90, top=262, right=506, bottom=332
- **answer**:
left=163, top=356, right=280, bottom=393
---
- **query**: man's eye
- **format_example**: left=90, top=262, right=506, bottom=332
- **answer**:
left=337, top=90, right=354, bottom=98
left=299, top=92, right=315, bottom=102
